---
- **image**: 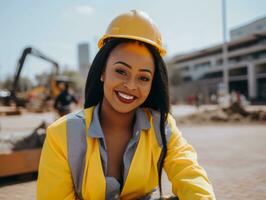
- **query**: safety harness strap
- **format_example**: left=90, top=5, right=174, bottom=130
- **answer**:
left=66, top=111, right=87, bottom=200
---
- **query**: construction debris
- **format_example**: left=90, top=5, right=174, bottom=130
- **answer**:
left=0, top=121, right=47, bottom=154
left=12, top=121, right=47, bottom=151
left=0, top=148, right=42, bottom=177
left=175, top=103, right=266, bottom=124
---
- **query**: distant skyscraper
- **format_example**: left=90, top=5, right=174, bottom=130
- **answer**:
left=78, top=43, right=90, bottom=78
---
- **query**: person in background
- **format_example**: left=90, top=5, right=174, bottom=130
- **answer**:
left=54, top=82, right=78, bottom=116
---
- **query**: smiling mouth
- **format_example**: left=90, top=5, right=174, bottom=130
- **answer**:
left=115, top=91, right=137, bottom=104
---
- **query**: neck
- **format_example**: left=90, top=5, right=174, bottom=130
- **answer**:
left=99, top=98, right=135, bottom=133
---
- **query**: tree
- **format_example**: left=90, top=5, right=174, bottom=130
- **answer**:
left=1, top=75, right=32, bottom=91
left=61, top=69, right=85, bottom=95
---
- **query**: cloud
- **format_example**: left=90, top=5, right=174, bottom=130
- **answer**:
left=75, top=5, right=94, bottom=16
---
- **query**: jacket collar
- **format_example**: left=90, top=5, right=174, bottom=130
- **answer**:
left=88, top=104, right=150, bottom=139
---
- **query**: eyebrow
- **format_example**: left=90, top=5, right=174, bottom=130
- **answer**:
left=114, top=61, right=153, bottom=75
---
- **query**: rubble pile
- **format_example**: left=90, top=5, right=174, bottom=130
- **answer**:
left=0, top=122, right=47, bottom=153
left=175, top=103, right=266, bottom=124
left=12, top=121, right=47, bottom=151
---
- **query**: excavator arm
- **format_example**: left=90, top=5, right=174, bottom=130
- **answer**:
left=12, top=47, right=59, bottom=95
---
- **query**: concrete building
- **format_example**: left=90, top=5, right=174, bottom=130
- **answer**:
left=230, top=16, right=266, bottom=40
left=78, top=43, right=90, bottom=78
left=168, top=31, right=266, bottom=104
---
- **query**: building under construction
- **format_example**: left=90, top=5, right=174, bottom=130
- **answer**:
left=168, top=16, right=266, bottom=104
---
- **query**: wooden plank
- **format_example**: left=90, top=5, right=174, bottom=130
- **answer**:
left=0, top=149, right=41, bottom=177
left=0, top=106, right=21, bottom=116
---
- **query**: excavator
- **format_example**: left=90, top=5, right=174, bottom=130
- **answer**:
left=0, top=47, right=70, bottom=179
left=0, top=46, right=70, bottom=111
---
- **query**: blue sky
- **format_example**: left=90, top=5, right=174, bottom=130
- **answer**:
left=1, top=0, right=266, bottom=82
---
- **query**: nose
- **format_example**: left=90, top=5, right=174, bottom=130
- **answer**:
left=123, top=78, right=137, bottom=90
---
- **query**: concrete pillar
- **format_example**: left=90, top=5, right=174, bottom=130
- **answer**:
left=210, top=57, right=216, bottom=67
left=189, top=64, right=195, bottom=80
left=248, top=64, right=257, bottom=98
left=223, top=67, right=229, bottom=94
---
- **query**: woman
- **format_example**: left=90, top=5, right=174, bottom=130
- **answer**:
left=37, top=10, right=216, bottom=200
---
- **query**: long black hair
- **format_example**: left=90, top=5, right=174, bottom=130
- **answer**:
left=84, top=38, right=170, bottom=196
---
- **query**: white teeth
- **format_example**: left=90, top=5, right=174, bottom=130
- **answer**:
left=118, top=92, right=134, bottom=100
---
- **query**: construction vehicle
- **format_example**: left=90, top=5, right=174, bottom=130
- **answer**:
left=0, top=47, right=70, bottom=178
left=0, top=46, right=70, bottom=112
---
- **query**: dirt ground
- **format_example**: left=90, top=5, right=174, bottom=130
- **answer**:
left=174, top=104, right=266, bottom=125
left=169, top=124, right=266, bottom=199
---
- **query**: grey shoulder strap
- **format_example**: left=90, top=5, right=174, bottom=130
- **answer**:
left=150, top=109, right=171, bottom=147
left=66, top=110, right=87, bottom=200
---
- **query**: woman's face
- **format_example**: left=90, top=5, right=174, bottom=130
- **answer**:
left=101, top=42, right=155, bottom=114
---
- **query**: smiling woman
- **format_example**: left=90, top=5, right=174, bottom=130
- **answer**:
left=37, top=10, right=216, bottom=200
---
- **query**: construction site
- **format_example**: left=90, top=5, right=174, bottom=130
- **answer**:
left=0, top=46, right=82, bottom=182
left=1, top=58, right=266, bottom=199
left=1, top=101, right=266, bottom=199
left=1, top=1, right=266, bottom=200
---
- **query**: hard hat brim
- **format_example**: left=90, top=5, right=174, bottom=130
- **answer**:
left=98, top=35, right=166, bottom=57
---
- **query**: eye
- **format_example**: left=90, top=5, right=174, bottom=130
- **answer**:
left=115, top=69, right=127, bottom=76
left=139, top=76, right=150, bottom=82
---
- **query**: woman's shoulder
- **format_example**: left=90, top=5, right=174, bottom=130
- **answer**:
left=45, top=115, right=69, bottom=148
left=141, top=107, right=179, bottom=144
left=48, top=115, right=68, bottom=132
left=48, top=107, right=95, bottom=133
left=47, top=109, right=83, bottom=133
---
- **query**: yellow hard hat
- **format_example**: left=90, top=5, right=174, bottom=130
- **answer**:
left=98, top=10, right=166, bottom=57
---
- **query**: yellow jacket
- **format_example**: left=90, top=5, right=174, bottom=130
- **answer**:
left=37, top=106, right=216, bottom=199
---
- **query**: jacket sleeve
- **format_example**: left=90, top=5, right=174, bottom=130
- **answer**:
left=163, top=114, right=216, bottom=200
left=37, top=123, right=75, bottom=200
